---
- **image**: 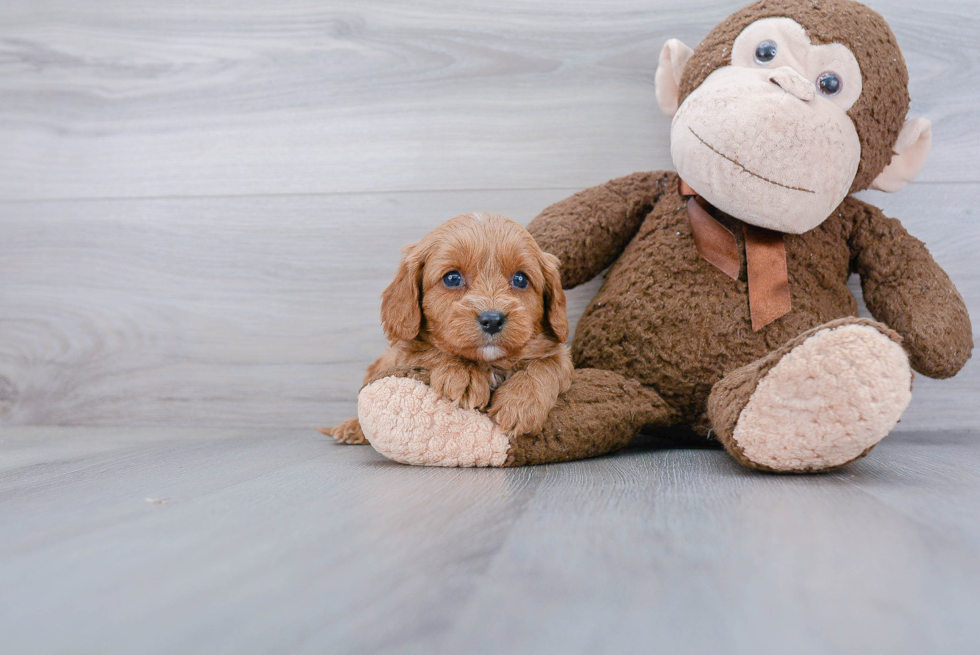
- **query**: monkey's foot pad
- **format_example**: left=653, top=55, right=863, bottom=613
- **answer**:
left=733, top=323, right=913, bottom=472
left=358, top=376, right=509, bottom=467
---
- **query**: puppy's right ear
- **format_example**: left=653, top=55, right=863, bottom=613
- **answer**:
left=381, top=243, right=424, bottom=342
left=540, top=252, right=569, bottom=343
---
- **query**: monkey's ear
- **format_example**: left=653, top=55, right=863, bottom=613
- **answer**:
left=380, top=243, right=423, bottom=343
left=871, top=118, right=932, bottom=193
left=656, top=39, right=695, bottom=117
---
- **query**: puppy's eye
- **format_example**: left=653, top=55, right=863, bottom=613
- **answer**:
left=442, top=271, right=463, bottom=288
left=755, top=40, right=777, bottom=65
left=511, top=271, right=529, bottom=289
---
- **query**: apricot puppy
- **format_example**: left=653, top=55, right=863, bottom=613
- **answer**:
left=324, top=212, right=573, bottom=444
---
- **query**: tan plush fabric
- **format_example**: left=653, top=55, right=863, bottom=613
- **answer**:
left=669, top=16, right=866, bottom=233
left=656, top=39, right=694, bottom=117
left=708, top=318, right=911, bottom=472
left=734, top=323, right=911, bottom=470
left=871, top=118, right=932, bottom=192
left=671, top=67, right=861, bottom=233
left=678, top=0, right=909, bottom=194
left=359, top=374, right=510, bottom=467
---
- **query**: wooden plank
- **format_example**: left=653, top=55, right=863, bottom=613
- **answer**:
left=0, top=427, right=541, bottom=654
left=0, top=426, right=978, bottom=654
left=1, top=183, right=977, bottom=429
left=0, top=0, right=977, bottom=202
left=439, top=430, right=980, bottom=655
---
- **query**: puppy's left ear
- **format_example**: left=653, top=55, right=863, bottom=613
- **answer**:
left=380, top=243, right=424, bottom=343
left=540, top=252, right=569, bottom=343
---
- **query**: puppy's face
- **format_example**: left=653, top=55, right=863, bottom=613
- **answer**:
left=381, top=212, right=568, bottom=362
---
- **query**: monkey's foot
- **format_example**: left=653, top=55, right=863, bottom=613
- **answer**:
left=358, top=367, right=509, bottom=467
left=708, top=318, right=913, bottom=473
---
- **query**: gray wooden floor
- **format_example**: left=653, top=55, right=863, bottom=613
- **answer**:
left=2, top=0, right=979, bottom=652
left=2, top=427, right=980, bottom=654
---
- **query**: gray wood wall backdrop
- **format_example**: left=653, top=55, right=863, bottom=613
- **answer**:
left=0, top=0, right=977, bottom=430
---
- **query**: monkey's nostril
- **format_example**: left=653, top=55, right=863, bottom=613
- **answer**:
left=769, top=76, right=793, bottom=93
left=478, top=311, right=506, bottom=335
left=769, top=68, right=815, bottom=102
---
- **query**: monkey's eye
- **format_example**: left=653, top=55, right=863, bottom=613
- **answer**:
left=754, top=40, right=778, bottom=64
left=442, top=271, right=463, bottom=288
left=817, top=71, right=842, bottom=96
left=511, top=272, right=529, bottom=289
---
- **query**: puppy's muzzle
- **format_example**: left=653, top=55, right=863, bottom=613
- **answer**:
left=478, top=311, right=506, bottom=336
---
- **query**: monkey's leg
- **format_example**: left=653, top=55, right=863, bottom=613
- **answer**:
left=357, top=367, right=677, bottom=467
left=505, top=369, right=677, bottom=466
left=707, top=317, right=912, bottom=473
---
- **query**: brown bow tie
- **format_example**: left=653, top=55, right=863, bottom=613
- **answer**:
left=680, top=179, right=792, bottom=331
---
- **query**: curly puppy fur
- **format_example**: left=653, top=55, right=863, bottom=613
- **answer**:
left=324, top=212, right=573, bottom=444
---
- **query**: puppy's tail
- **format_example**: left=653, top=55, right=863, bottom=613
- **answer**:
left=320, top=418, right=370, bottom=445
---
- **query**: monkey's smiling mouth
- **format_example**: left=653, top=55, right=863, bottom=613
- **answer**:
left=689, top=128, right=816, bottom=194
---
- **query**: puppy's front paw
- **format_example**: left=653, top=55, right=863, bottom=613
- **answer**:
left=430, top=365, right=492, bottom=411
left=319, top=418, right=369, bottom=445
left=487, top=379, right=552, bottom=436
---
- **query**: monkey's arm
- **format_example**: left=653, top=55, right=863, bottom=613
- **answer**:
left=527, top=171, right=673, bottom=288
left=845, top=197, right=973, bottom=378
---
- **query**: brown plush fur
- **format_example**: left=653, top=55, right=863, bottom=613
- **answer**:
left=529, top=171, right=972, bottom=440
left=515, top=1, right=971, bottom=468
left=504, top=368, right=678, bottom=466
left=679, top=0, right=909, bottom=193
left=324, top=213, right=573, bottom=443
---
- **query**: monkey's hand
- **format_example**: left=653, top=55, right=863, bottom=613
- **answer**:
left=848, top=198, right=973, bottom=378
left=430, top=363, right=492, bottom=411
left=527, top=171, right=672, bottom=289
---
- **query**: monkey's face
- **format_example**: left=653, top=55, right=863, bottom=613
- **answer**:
left=670, top=18, right=864, bottom=234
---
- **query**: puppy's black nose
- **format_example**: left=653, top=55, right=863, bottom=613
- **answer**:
left=478, top=311, right=506, bottom=335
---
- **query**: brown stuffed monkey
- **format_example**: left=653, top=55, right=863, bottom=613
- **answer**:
left=348, top=0, right=972, bottom=472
